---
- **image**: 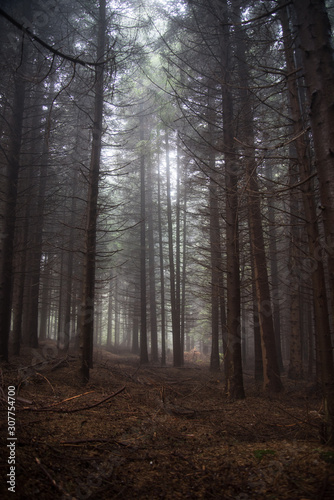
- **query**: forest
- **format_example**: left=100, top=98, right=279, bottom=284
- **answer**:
left=1, top=0, right=334, bottom=498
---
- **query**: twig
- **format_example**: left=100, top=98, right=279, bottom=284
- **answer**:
left=22, top=386, right=126, bottom=413
left=36, top=372, right=56, bottom=396
left=65, top=386, right=126, bottom=413
left=44, top=391, right=95, bottom=409
left=35, top=457, right=73, bottom=498
left=16, top=396, right=33, bottom=405
left=60, top=438, right=110, bottom=445
left=60, top=438, right=137, bottom=450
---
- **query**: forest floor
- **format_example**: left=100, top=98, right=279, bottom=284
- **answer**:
left=1, top=343, right=334, bottom=499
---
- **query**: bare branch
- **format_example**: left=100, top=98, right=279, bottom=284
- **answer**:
left=0, top=7, right=110, bottom=68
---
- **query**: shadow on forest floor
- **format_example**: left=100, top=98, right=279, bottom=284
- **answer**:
left=1, top=344, right=334, bottom=499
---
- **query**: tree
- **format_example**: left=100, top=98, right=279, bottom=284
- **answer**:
left=0, top=20, right=28, bottom=361
left=80, top=0, right=107, bottom=383
left=147, top=152, right=159, bottom=362
left=157, top=147, right=167, bottom=365
left=291, top=0, right=334, bottom=443
left=234, top=1, right=283, bottom=393
left=219, top=0, right=245, bottom=398
left=165, top=128, right=182, bottom=367
left=207, top=89, right=221, bottom=372
left=139, top=105, right=149, bottom=365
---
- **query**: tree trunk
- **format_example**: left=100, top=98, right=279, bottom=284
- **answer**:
left=288, top=215, right=303, bottom=380
left=0, top=51, right=26, bottom=362
left=132, top=284, right=140, bottom=355
left=180, top=162, right=187, bottom=361
left=157, top=152, right=166, bottom=366
left=26, top=90, right=53, bottom=349
left=266, top=164, right=284, bottom=372
left=165, top=129, right=182, bottom=367
left=220, top=0, right=244, bottom=398
left=80, top=0, right=106, bottom=383
left=107, top=278, right=113, bottom=349
left=139, top=108, right=149, bottom=364
left=209, top=169, right=221, bottom=372
left=285, top=0, right=334, bottom=440
left=253, top=279, right=264, bottom=382
left=147, top=156, right=158, bottom=362
left=234, top=3, right=283, bottom=393
left=292, top=0, right=334, bottom=320
left=176, top=135, right=183, bottom=364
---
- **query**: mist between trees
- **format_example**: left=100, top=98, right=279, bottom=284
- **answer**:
left=0, top=0, right=334, bottom=442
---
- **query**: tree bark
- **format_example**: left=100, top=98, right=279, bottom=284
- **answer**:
left=285, top=0, right=334, bottom=440
left=139, top=108, right=149, bottom=364
left=176, top=135, right=183, bottom=364
left=220, top=0, right=244, bottom=398
left=209, top=169, right=221, bottom=372
left=265, top=164, right=284, bottom=372
left=234, top=2, right=283, bottom=393
left=80, top=0, right=106, bottom=383
left=0, top=50, right=26, bottom=362
left=180, top=162, right=188, bottom=361
left=166, top=129, right=182, bottom=367
left=147, top=155, right=158, bottom=362
left=157, top=152, right=166, bottom=365
left=292, top=0, right=334, bottom=323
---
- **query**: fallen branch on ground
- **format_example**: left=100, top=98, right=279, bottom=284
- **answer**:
left=21, top=386, right=126, bottom=413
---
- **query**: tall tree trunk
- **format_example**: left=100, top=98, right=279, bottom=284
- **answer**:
left=26, top=86, right=54, bottom=349
left=57, top=244, right=65, bottom=349
left=253, top=279, right=264, bottom=382
left=139, top=108, right=149, bottom=364
left=157, top=152, right=166, bottom=366
left=147, top=156, right=158, bottom=362
left=165, top=129, right=182, bottom=367
left=0, top=50, right=26, bottom=362
left=284, top=0, right=334, bottom=440
left=292, top=0, right=334, bottom=320
left=80, top=0, right=106, bottom=383
left=180, top=162, right=187, bottom=359
left=288, top=157, right=303, bottom=380
left=206, top=84, right=220, bottom=372
left=209, top=169, right=221, bottom=372
left=176, top=135, right=183, bottom=364
left=220, top=0, right=244, bottom=398
left=11, top=154, right=33, bottom=355
left=266, top=164, right=284, bottom=372
left=114, top=275, right=119, bottom=346
left=132, top=283, right=140, bottom=355
left=62, top=193, right=77, bottom=354
left=234, top=3, right=283, bottom=393
left=39, top=255, right=50, bottom=341
left=107, top=277, right=113, bottom=349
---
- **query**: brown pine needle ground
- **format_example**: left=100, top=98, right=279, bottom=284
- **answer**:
left=1, top=345, right=333, bottom=499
